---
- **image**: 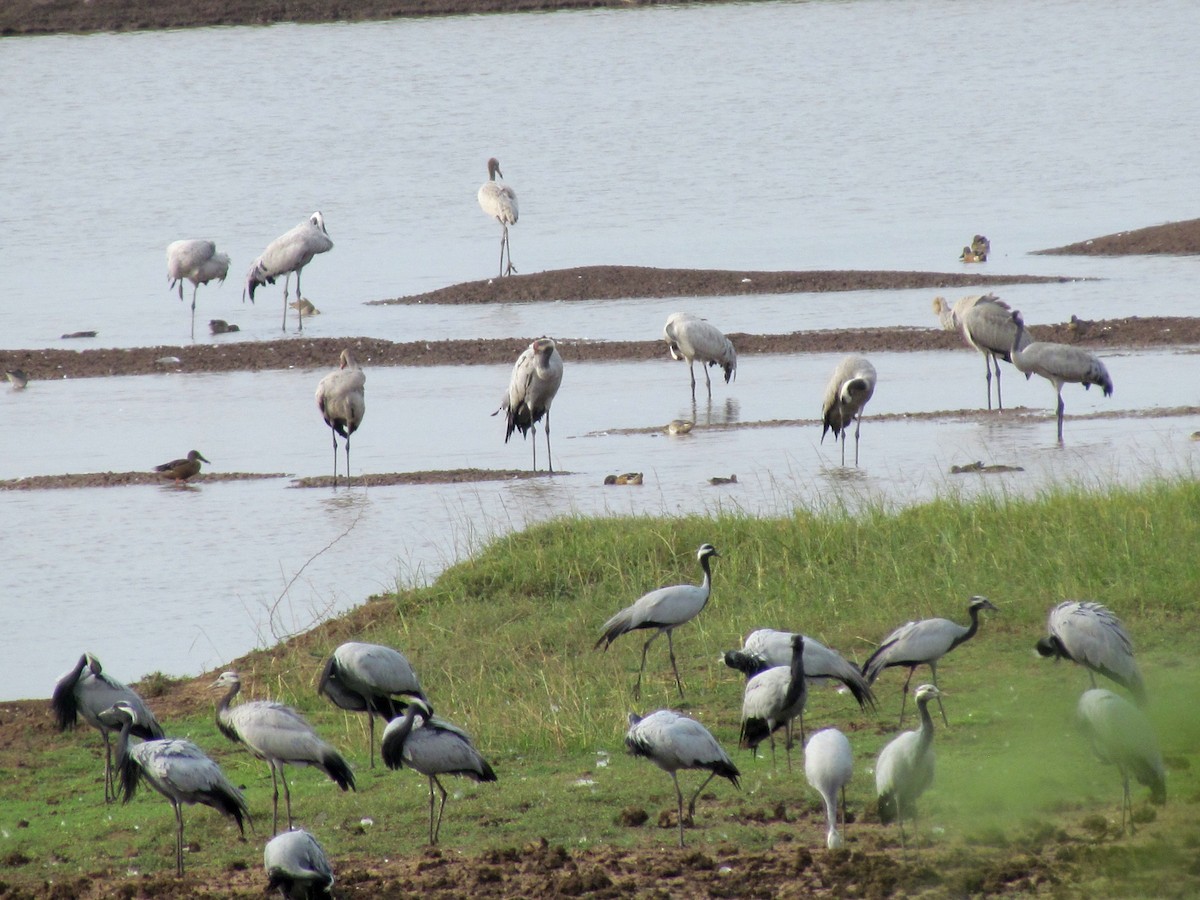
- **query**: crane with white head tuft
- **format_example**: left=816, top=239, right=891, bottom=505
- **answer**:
left=381, top=698, right=497, bottom=845
left=662, top=312, right=737, bottom=402
left=318, top=641, right=425, bottom=768
left=99, top=701, right=248, bottom=877
left=264, top=829, right=335, bottom=899
left=495, top=337, right=563, bottom=473
left=167, top=239, right=230, bottom=340
left=1010, top=310, right=1113, bottom=443
left=625, top=709, right=740, bottom=848
left=478, top=157, right=518, bottom=276
left=821, top=355, right=877, bottom=467
left=1077, top=688, right=1165, bottom=833
left=862, top=596, right=997, bottom=725
left=723, top=628, right=876, bottom=712
left=739, top=634, right=808, bottom=770
left=315, top=349, right=366, bottom=488
left=875, top=683, right=941, bottom=849
left=804, top=728, right=853, bottom=849
left=244, top=212, right=334, bottom=332
left=212, top=671, right=355, bottom=835
left=51, top=652, right=165, bottom=803
left=595, top=543, right=719, bottom=699
left=1037, top=601, right=1146, bottom=705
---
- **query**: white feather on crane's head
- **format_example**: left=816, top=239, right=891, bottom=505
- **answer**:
left=309, top=211, right=328, bottom=234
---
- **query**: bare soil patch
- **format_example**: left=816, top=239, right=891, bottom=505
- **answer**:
left=1035, top=217, right=1200, bottom=256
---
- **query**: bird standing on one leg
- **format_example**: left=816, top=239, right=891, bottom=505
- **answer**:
left=862, top=595, right=997, bottom=725
left=1010, top=310, right=1113, bottom=444
left=662, top=312, right=737, bottom=402
left=876, top=684, right=941, bottom=850
left=1036, top=601, right=1146, bottom=704
left=244, top=212, right=334, bottom=332
left=167, top=239, right=231, bottom=341
left=625, top=709, right=740, bottom=848
left=821, top=355, right=876, bottom=467
left=495, top=337, right=563, bottom=473
left=315, top=349, right=366, bottom=488
left=595, top=543, right=719, bottom=700
left=381, top=698, right=497, bottom=845
left=477, top=157, right=518, bottom=276
left=212, top=671, right=355, bottom=835
left=805, top=727, right=853, bottom=849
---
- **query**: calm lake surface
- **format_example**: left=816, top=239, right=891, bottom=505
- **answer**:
left=2, top=0, right=1198, bottom=699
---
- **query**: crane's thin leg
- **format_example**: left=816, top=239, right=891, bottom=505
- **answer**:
left=281, top=767, right=294, bottom=831
left=368, top=714, right=376, bottom=769
left=666, top=629, right=684, bottom=699
left=703, top=364, right=713, bottom=399
left=634, top=630, right=664, bottom=699
left=769, top=732, right=777, bottom=770
left=930, top=662, right=948, bottom=726
left=984, top=356, right=994, bottom=411
left=331, top=428, right=339, bottom=487
left=174, top=801, right=185, bottom=876
left=839, top=431, right=847, bottom=467
left=103, top=732, right=114, bottom=803
left=1088, top=671, right=1098, bottom=689
left=688, top=363, right=697, bottom=402
left=992, top=354, right=1004, bottom=411
left=531, top=424, right=539, bottom=473
left=840, top=785, right=847, bottom=834
left=271, top=766, right=280, bottom=835
left=671, top=772, right=686, bottom=848
left=295, top=270, right=304, bottom=333
left=545, top=410, right=553, bottom=474
left=280, top=274, right=292, bottom=332
left=1055, top=391, right=1066, bottom=443
left=497, top=229, right=505, bottom=278
left=1120, top=773, right=1132, bottom=834
left=854, top=413, right=863, bottom=467
left=898, top=668, right=916, bottom=725
left=433, top=775, right=450, bottom=843
left=191, top=285, right=198, bottom=342
left=687, top=770, right=717, bottom=819
left=345, top=434, right=352, bottom=488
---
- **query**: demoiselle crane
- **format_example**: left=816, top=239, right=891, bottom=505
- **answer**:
left=99, top=701, right=248, bottom=877
left=155, top=450, right=210, bottom=483
left=1037, top=601, right=1146, bottom=704
left=381, top=698, right=497, bottom=845
left=876, top=683, right=941, bottom=849
left=624, top=709, right=740, bottom=848
left=595, top=543, right=719, bottom=699
left=1010, top=310, right=1113, bottom=443
left=166, top=239, right=230, bottom=340
left=662, top=312, right=737, bottom=402
left=722, top=628, right=876, bottom=712
left=495, top=337, right=563, bottom=473
left=478, top=157, right=518, bottom=276
left=51, top=652, right=165, bottom=802
left=315, top=349, right=366, bottom=488
left=212, top=671, right=355, bottom=835
left=804, top=727, right=853, bottom=849
left=933, top=293, right=1030, bottom=411
left=318, top=641, right=425, bottom=768
left=244, top=212, right=334, bottom=332
left=739, top=634, right=807, bottom=770
left=264, top=828, right=335, bottom=899
left=862, top=595, right=997, bottom=725
left=1077, top=688, right=1166, bottom=833
left=821, top=355, right=876, bottom=467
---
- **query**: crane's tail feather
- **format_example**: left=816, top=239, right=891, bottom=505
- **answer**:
left=739, top=716, right=773, bottom=750
left=322, top=750, right=357, bottom=792
left=877, top=791, right=898, bottom=824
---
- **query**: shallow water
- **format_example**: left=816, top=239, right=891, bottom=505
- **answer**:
left=4, top=0, right=1200, bottom=699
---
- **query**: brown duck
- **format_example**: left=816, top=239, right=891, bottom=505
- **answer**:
left=155, top=450, right=210, bottom=482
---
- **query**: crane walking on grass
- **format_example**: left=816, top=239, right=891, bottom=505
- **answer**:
left=595, top=543, right=719, bottom=699
left=875, top=684, right=941, bottom=850
left=51, top=652, right=165, bottom=803
left=318, top=641, right=425, bottom=768
left=862, top=595, right=997, bottom=725
left=315, top=349, right=366, bottom=488
left=662, top=312, right=737, bottom=402
left=100, top=701, right=249, bottom=877
left=805, top=728, right=853, bottom=850
left=212, top=671, right=355, bottom=835
left=1036, top=601, right=1146, bottom=704
left=1076, top=688, right=1165, bottom=833
left=625, top=709, right=740, bottom=848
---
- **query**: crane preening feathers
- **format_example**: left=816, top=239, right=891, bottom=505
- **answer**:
left=166, top=239, right=230, bottom=341
left=662, top=312, right=737, bottom=402
left=315, top=349, right=366, bottom=488
left=495, top=337, right=563, bottom=473
left=821, top=355, right=876, bottom=467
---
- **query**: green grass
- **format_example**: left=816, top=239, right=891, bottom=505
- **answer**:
left=4, top=478, right=1200, bottom=895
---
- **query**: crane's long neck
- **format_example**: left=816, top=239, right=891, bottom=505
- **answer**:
left=1010, top=318, right=1029, bottom=369
left=781, top=640, right=807, bottom=711
left=915, top=695, right=936, bottom=752
left=949, top=606, right=982, bottom=653
left=215, top=681, right=242, bottom=740
left=698, top=554, right=713, bottom=595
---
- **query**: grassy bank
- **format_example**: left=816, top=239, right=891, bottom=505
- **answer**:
left=5, top=479, right=1200, bottom=897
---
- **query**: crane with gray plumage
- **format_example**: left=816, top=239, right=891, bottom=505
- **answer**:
left=478, top=157, right=518, bottom=276
left=595, top=543, right=719, bottom=699
left=318, top=641, right=425, bottom=768
left=51, top=652, right=165, bottom=802
left=804, top=727, right=853, bottom=850
left=167, top=239, right=230, bottom=340
left=99, top=700, right=249, bottom=876
left=264, top=828, right=335, bottom=899
left=723, top=628, right=876, bottom=712
left=212, top=671, right=355, bottom=835
left=739, top=634, right=807, bottom=770
left=1010, top=310, right=1113, bottom=443
left=244, top=212, right=334, bottom=332
left=624, top=708, right=740, bottom=848
left=933, top=293, right=1030, bottom=411
left=1037, top=601, right=1146, bottom=704
left=495, top=337, right=563, bottom=473
left=662, top=312, right=737, bottom=402
left=1076, top=688, right=1165, bottom=833
left=875, top=683, right=940, bottom=849
left=315, top=349, right=366, bottom=488
left=381, top=698, right=497, bottom=845
left=821, top=355, right=876, bottom=467
left=862, top=596, right=997, bottom=725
